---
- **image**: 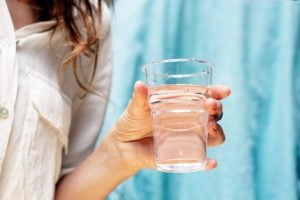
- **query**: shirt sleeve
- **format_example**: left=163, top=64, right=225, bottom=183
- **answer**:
left=60, top=1, right=112, bottom=177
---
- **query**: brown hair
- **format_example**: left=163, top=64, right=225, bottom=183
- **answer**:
left=28, top=0, right=102, bottom=94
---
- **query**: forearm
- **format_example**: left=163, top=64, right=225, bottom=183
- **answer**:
left=55, top=134, right=137, bottom=200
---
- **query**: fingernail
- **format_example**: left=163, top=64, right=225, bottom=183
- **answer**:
left=134, top=80, right=141, bottom=88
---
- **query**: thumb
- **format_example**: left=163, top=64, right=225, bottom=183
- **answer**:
left=127, top=80, right=150, bottom=117
left=113, top=81, right=152, bottom=141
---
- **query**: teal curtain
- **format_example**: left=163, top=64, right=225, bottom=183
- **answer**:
left=100, top=0, right=300, bottom=199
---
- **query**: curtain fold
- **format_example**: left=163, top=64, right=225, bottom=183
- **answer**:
left=100, top=0, right=300, bottom=199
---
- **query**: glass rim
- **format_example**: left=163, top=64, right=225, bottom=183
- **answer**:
left=142, top=58, right=215, bottom=72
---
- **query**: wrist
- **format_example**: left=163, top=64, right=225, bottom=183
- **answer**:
left=99, top=132, right=140, bottom=176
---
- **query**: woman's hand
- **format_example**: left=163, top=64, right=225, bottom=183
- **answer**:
left=55, top=81, right=230, bottom=200
left=106, top=81, right=231, bottom=173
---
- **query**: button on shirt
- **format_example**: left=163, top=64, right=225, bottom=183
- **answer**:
left=0, top=1, right=112, bottom=200
left=0, top=107, right=9, bottom=119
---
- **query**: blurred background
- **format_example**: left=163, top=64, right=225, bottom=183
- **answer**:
left=100, top=0, right=300, bottom=199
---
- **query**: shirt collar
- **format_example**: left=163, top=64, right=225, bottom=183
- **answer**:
left=15, top=20, right=57, bottom=40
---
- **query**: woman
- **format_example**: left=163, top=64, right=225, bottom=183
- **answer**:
left=0, top=0, right=230, bottom=199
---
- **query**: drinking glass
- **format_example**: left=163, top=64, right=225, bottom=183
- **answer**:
left=142, top=58, right=214, bottom=173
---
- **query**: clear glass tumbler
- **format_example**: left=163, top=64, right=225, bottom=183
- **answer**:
left=142, top=58, right=214, bottom=173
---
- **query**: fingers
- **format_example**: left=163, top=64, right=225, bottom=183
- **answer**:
left=204, top=158, right=217, bottom=171
left=207, top=119, right=225, bottom=147
left=208, top=85, right=231, bottom=100
left=205, top=98, right=222, bottom=117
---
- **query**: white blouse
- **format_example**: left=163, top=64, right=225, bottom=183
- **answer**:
left=0, top=1, right=112, bottom=199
